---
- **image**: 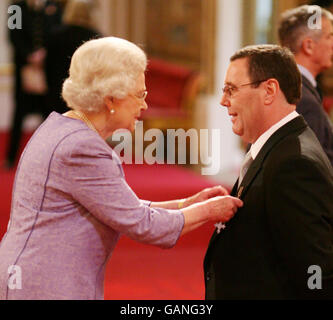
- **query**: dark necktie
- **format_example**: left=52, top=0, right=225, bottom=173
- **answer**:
left=238, top=151, right=253, bottom=187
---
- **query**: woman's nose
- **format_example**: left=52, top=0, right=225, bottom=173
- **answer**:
left=141, top=100, right=148, bottom=111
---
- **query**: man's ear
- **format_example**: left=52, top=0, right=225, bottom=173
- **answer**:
left=263, top=79, right=279, bottom=105
left=301, top=37, right=315, bottom=56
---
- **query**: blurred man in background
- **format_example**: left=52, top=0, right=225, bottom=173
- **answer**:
left=278, top=5, right=333, bottom=165
left=4, top=0, right=62, bottom=168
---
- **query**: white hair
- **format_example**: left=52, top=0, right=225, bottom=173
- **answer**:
left=62, top=37, right=147, bottom=112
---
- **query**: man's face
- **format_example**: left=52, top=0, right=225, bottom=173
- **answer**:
left=311, top=17, right=333, bottom=72
left=220, top=58, right=265, bottom=144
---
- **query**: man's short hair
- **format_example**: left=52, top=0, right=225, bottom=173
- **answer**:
left=230, top=44, right=301, bottom=105
left=278, top=5, right=333, bottom=53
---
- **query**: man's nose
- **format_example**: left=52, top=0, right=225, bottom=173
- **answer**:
left=220, top=93, right=230, bottom=108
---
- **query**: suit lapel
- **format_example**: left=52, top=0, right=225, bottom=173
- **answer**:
left=206, top=116, right=307, bottom=249
left=238, top=116, right=307, bottom=197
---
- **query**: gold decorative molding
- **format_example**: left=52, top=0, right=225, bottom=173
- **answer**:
left=242, top=0, right=256, bottom=46
left=0, top=63, right=13, bottom=91
left=242, top=0, right=309, bottom=47
left=201, top=0, right=216, bottom=94
left=145, top=0, right=216, bottom=93
left=0, top=63, right=13, bottom=76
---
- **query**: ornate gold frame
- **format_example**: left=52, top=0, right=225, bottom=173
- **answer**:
left=144, top=0, right=216, bottom=93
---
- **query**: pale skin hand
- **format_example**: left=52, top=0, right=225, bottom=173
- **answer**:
left=181, top=185, right=229, bottom=208
left=149, top=185, right=241, bottom=236
left=180, top=195, right=243, bottom=236
left=150, top=185, right=229, bottom=210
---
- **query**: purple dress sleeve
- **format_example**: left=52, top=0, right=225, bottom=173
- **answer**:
left=60, top=133, right=184, bottom=248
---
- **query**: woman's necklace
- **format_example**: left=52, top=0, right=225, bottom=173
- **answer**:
left=68, top=110, right=98, bottom=134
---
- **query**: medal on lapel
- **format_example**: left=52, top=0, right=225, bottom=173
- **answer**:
left=214, top=222, right=226, bottom=234
left=237, top=186, right=244, bottom=198
left=215, top=185, right=244, bottom=234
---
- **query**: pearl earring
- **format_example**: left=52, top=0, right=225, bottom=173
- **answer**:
left=110, top=109, right=115, bottom=115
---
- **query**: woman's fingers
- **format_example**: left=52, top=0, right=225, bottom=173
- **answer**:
left=232, top=196, right=243, bottom=208
left=207, top=195, right=243, bottom=222
left=223, top=196, right=243, bottom=221
left=207, top=185, right=229, bottom=197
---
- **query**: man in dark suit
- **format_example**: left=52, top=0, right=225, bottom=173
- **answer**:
left=204, top=45, right=333, bottom=299
left=278, top=5, right=333, bottom=165
left=5, top=0, right=62, bottom=168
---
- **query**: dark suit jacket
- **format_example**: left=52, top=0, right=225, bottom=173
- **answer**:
left=297, top=75, right=333, bottom=165
left=204, top=116, right=333, bottom=299
left=9, top=0, right=62, bottom=100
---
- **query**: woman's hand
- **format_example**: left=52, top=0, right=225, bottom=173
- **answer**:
left=180, top=195, right=243, bottom=236
left=203, top=195, right=243, bottom=223
left=180, top=185, right=229, bottom=208
left=149, top=185, right=230, bottom=211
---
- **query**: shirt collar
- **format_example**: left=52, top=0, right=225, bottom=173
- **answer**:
left=297, top=64, right=317, bottom=87
left=250, top=111, right=299, bottom=160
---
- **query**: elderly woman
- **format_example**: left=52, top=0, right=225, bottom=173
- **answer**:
left=0, top=37, right=242, bottom=300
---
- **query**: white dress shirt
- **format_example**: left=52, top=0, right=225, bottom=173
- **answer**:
left=297, top=64, right=317, bottom=88
left=250, top=111, right=300, bottom=160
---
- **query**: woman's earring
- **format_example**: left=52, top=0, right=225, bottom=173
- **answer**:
left=110, top=109, right=115, bottom=115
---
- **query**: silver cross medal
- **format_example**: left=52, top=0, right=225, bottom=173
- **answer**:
left=214, top=222, right=226, bottom=234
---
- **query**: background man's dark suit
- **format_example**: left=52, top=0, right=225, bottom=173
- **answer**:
left=6, top=0, right=62, bottom=166
left=297, top=75, right=333, bottom=165
left=204, top=116, right=333, bottom=299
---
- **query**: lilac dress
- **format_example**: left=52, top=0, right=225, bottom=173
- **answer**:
left=0, top=112, right=184, bottom=300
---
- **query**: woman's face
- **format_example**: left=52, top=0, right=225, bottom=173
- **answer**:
left=108, top=72, right=148, bottom=133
